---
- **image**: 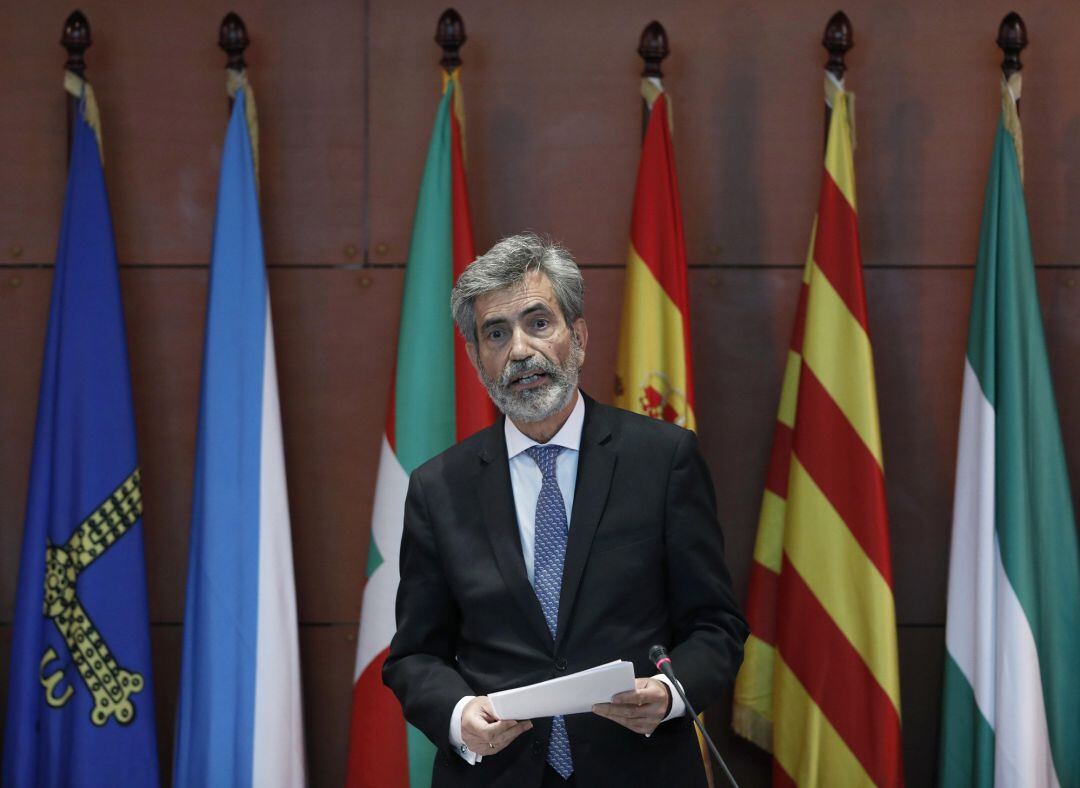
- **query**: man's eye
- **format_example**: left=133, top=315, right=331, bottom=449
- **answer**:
left=487, top=329, right=503, bottom=341
left=534, top=319, right=549, bottom=330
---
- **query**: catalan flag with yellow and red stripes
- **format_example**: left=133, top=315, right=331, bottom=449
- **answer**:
left=614, top=78, right=695, bottom=430
left=732, top=73, right=903, bottom=787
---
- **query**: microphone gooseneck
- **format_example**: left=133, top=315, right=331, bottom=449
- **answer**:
left=649, top=645, right=740, bottom=788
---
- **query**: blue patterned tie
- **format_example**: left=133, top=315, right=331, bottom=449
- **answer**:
left=526, top=444, right=574, bottom=780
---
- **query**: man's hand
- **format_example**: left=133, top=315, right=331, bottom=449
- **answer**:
left=591, top=677, right=671, bottom=735
left=461, top=696, right=533, bottom=755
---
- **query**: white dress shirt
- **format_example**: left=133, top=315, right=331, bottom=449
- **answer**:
left=449, top=391, right=684, bottom=763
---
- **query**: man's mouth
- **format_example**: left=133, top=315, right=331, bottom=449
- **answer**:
left=509, top=371, right=548, bottom=389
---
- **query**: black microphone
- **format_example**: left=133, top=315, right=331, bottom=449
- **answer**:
left=649, top=645, right=740, bottom=788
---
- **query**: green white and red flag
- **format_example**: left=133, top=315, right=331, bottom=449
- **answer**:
left=345, top=68, right=494, bottom=788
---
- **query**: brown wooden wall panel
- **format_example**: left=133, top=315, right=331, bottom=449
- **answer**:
left=149, top=626, right=182, bottom=785
left=867, top=268, right=969, bottom=625
left=369, top=0, right=1080, bottom=267
left=0, top=271, right=50, bottom=619
left=298, top=625, right=360, bottom=788
left=0, top=8, right=67, bottom=267
left=895, top=626, right=946, bottom=788
left=270, top=268, right=401, bottom=622
left=124, top=269, right=206, bottom=620
left=0, top=0, right=364, bottom=266
left=0, top=626, right=9, bottom=764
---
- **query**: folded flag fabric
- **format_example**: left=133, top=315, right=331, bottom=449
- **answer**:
left=346, top=68, right=494, bottom=788
left=614, top=77, right=695, bottom=431
left=2, top=78, right=159, bottom=788
left=173, top=82, right=306, bottom=788
left=732, top=73, right=903, bottom=788
left=938, top=72, right=1080, bottom=788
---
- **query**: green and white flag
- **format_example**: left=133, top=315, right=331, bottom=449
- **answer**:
left=939, top=74, right=1080, bottom=788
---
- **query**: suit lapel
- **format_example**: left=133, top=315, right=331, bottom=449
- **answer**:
left=476, top=419, right=552, bottom=647
left=556, top=397, right=616, bottom=650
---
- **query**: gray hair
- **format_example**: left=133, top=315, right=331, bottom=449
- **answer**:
left=451, top=232, right=586, bottom=344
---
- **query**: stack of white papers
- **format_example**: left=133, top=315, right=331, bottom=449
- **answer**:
left=488, top=660, right=636, bottom=720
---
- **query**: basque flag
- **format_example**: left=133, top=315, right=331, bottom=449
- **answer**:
left=346, top=67, right=494, bottom=787
left=173, top=87, right=306, bottom=787
left=2, top=96, right=159, bottom=786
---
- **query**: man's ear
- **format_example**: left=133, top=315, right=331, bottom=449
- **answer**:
left=571, top=318, right=588, bottom=353
left=465, top=341, right=480, bottom=372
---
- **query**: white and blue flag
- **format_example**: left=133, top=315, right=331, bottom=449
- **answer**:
left=173, top=87, right=306, bottom=788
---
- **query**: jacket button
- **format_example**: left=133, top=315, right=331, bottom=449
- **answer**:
left=555, top=658, right=567, bottom=671
left=532, top=740, right=545, bottom=756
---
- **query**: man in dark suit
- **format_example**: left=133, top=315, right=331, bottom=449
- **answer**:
left=383, top=234, right=747, bottom=787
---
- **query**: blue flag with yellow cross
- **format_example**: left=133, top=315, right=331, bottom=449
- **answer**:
left=2, top=85, right=159, bottom=787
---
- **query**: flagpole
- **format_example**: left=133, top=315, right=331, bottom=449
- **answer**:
left=637, top=20, right=668, bottom=138
left=219, top=12, right=250, bottom=112
left=61, top=10, right=91, bottom=159
left=822, top=11, right=852, bottom=146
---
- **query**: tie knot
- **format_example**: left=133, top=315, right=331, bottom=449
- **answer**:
left=525, top=444, right=562, bottom=478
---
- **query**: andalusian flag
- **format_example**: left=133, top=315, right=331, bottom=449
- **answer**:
left=732, top=73, right=903, bottom=787
left=346, top=68, right=494, bottom=788
left=614, top=77, right=695, bottom=430
left=938, top=73, right=1080, bottom=788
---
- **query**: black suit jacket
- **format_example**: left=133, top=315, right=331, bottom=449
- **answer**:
left=383, top=396, right=748, bottom=787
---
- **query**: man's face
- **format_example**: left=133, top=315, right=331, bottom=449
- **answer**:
left=468, top=270, right=588, bottom=424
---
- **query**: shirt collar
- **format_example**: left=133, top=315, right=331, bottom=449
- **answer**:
left=504, top=390, right=585, bottom=459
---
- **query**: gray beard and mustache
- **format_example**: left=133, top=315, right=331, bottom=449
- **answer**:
left=478, top=338, right=584, bottom=424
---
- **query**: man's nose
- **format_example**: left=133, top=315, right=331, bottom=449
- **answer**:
left=508, top=326, right=532, bottom=360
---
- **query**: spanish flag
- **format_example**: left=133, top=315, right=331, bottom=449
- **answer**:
left=616, top=74, right=716, bottom=781
left=615, top=78, right=695, bottom=430
left=732, top=74, right=903, bottom=787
